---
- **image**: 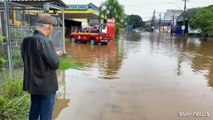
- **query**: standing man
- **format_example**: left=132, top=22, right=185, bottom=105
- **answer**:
left=21, top=13, right=63, bottom=120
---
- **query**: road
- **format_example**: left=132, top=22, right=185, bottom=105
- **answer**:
left=53, top=32, right=213, bottom=120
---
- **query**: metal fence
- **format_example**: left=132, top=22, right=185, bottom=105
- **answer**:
left=0, top=1, right=65, bottom=76
left=50, top=27, right=64, bottom=51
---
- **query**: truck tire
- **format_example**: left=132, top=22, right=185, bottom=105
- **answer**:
left=90, top=39, right=95, bottom=45
left=101, top=42, right=108, bottom=45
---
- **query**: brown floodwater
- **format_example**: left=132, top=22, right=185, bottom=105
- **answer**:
left=53, top=32, right=213, bottom=120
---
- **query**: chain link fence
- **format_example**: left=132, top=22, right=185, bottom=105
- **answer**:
left=0, top=1, right=65, bottom=76
left=50, top=27, right=64, bottom=51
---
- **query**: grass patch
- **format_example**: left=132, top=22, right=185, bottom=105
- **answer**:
left=59, top=55, right=83, bottom=70
left=0, top=75, right=30, bottom=120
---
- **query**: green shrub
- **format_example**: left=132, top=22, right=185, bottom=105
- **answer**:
left=2, top=77, right=23, bottom=98
left=0, top=58, right=6, bottom=71
left=0, top=36, right=4, bottom=44
left=0, top=76, right=30, bottom=120
left=0, top=94, right=30, bottom=120
left=0, top=96, right=6, bottom=111
left=12, top=47, right=23, bottom=68
left=0, top=58, right=6, bottom=65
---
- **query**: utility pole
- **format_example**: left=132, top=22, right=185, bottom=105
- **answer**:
left=158, top=12, right=162, bottom=32
left=172, top=14, right=175, bottom=34
left=151, top=10, right=156, bottom=31
left=163, top=13, right=166, bottom=32
left=182, top=0, right=188, bottom=36
left=170, top=14, right=175, bottom=35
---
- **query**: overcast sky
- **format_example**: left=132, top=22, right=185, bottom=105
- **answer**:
left=63, top=0, right=213, bottom=21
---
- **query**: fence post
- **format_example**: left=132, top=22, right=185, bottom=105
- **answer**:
left=0, top=12, right=2, bottom=35
left=62, top=9, right=66, bottom=54
left=4, top=1, right=13, bottom=76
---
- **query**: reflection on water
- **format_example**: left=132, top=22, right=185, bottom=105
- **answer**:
left=54, top=32, right=213, bottom=120
left=65, top=38, right=125, bottom=79
left=147, top=33, right=213, bottom=83
left=125, top=32, right=142, bottom=42
left=188, top=40, right=213, bottom=87
left=53, top=71, right=70, bottom=119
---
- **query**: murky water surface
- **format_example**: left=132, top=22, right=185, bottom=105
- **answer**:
left=53, top=32, right=213, bottom=120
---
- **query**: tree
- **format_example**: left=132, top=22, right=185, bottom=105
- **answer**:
left=190, top=5, right=213, bottom=38
left=99, top=0, right=125, bottom=34
left=126, top=14, right=144, bottom=29
left=100, top=0, right=125, bottom=23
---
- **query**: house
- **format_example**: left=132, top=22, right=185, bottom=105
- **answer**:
left=175, top=8, right=199, bottom=35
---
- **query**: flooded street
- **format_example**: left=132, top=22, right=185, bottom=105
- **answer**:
left=53, top=32, right=213, bottom=120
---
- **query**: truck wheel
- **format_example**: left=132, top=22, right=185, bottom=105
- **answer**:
left=101, top=42, right=108, bottom=45
left=90, top=39, right=95, bottom=45
left=70, top=37, right=75, bottom=43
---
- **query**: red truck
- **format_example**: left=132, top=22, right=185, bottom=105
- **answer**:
left=70, top=27, right=112, bottom=45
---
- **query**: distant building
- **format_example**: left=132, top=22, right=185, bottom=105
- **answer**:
left=64, top=3, right=101, bottom=27
left=62, top=3, right=101, bottom=36
left=145, top=9, right=183, bottom=33
left=144, top=20, right=153, bottom=31
left=144, top=20, right=151, bottom=27
left=164, top=9, right=183, bottom=26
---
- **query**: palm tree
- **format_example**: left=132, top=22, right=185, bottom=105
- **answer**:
left=99, top=0, right=125, bottom=34
left=100, top=0, right=124, bottom=22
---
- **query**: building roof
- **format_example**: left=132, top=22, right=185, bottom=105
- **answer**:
left=166, top=9, right=183, bottom=14
left=63, top=3, right=100, bottom=19
left=176, top=8, right=198, bottom=22
left=8, top=0, right=68, bottom=8
left=66, top=3, right=99, bottom=12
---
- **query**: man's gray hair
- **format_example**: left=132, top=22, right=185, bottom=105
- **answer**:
left=36, top=23, right=50, bottom=30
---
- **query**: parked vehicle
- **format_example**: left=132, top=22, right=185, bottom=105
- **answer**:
left=70, top=27, right=112, bottom=45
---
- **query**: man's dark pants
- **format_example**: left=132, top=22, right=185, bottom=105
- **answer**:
left=29, top=92, right=56, bottom=120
